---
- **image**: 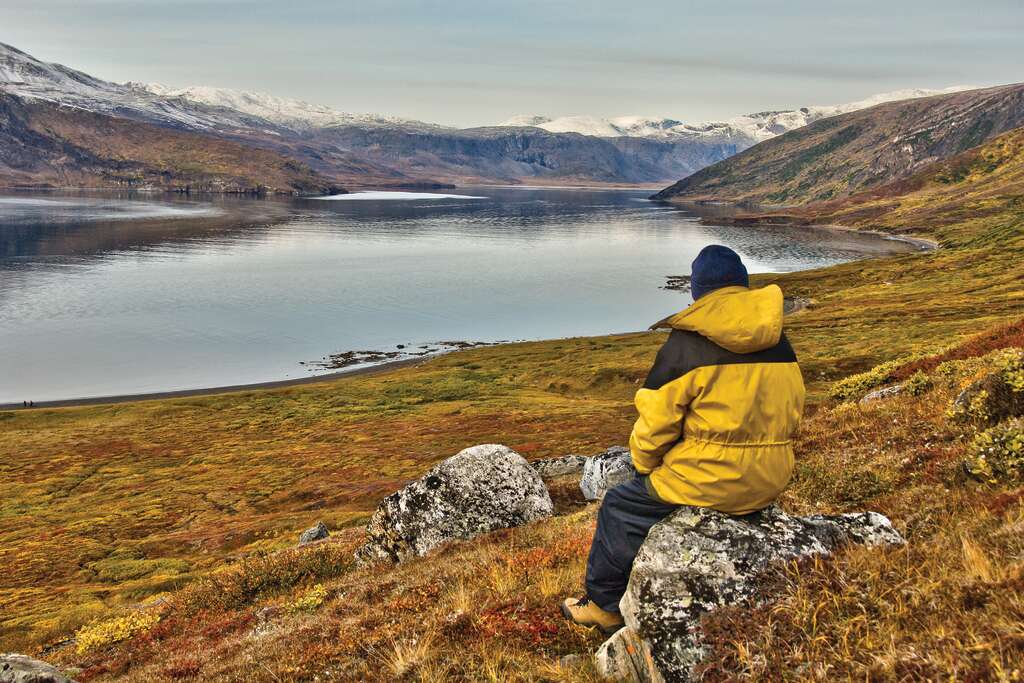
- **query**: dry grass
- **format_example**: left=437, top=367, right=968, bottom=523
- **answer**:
left=26, top=325, right=1023, bottom=681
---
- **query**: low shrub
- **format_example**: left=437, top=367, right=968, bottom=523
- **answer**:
left=948, top=350, right=1024, bottom=426
left=75, top=610, right=161, bottom=655
left=965, top=418, right=1024, bottom=484
left=176, top=541, right=354, bottom=615
left=893, top=318, right=1024, bottom=381
left=905, top=370, right=934, bottom=396
left=829, top=355, right=919, bottom=401
left=289, top=583, right=329, bottom=612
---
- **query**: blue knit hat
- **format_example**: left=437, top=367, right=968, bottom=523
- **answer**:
left=690, top=245, right=749, bottom=300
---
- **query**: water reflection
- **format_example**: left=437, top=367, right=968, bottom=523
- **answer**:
left=0, top=188, right=916, bottom=402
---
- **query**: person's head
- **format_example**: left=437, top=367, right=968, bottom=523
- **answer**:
left=690, top=245, right=749, bottom=300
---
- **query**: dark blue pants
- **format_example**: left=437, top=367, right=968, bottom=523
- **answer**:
left=585, top=477, right=678, bottom=613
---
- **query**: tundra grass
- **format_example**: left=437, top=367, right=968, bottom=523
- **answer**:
left=22, top=319, right=1024, bottom=682
left=1, top=206, right=1022, bottom=678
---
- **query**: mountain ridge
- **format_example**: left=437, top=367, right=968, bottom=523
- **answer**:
left=498, top=87, right=971, bottom=142
left=652, top=83, right=1024, bottom=205
left=0, top=41, right=1004, bottom=189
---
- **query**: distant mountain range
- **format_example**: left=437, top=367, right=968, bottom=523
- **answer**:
left=499, top=89, right=970, bottom=142
left=652, top=83, right=1024, bottom=205
left=0, top=40, right=1000, bottom=192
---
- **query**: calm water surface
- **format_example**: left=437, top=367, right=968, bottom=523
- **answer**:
left=0, top=188, right=917, bottom=402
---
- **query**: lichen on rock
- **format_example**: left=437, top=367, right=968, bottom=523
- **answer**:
left=531, top=454, right=588, bottom=480
left=595, top=505, right=904, bottom=682
left=356, top=444, right=553, bottom=563
left=0, top=654, right=77, bottom=683
left=580, top=446, right=635, bottom=500
left=298, top=521, right=329, bottom=546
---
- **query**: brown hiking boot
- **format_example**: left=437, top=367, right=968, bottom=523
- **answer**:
left=560, top=596, right=624, bottom=635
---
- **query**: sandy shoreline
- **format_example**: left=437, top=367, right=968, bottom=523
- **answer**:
left=0, top=357, right=428, bottom=411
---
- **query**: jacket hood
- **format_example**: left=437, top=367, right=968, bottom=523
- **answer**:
left=650, top=285, right=784, bottom=353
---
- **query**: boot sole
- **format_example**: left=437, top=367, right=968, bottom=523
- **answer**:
left=560, top=602, right=625, bottom=636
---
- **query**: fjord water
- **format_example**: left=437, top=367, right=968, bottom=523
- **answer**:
left=0, top=188, right=915, bottom=403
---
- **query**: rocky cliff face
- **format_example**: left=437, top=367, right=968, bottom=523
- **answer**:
left=653, top=83, right=1024, bottom=205
left=314, top=124, right=742, bottom=184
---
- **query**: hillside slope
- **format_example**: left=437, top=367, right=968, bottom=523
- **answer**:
left=727, top=125, right=1024, bottom=248
left=0, top=94, right=337, bottom=193
left=653, top=83, right=1024, bottom=205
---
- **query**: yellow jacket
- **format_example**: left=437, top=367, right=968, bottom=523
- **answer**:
left=630, top=284, right=805, bottom=514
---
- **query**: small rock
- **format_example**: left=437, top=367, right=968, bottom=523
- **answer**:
left=531, top=454, right=588, bottom=479
left=594, top=505, right=904, bottom=682
left=298, top=521, right=329, bottom=546
left=860, top=383, right=904, bottom=404
left=580, top=446, right=635, bottom=500
left=0, top=654, right=76, bottom=683
left=356, top=444, right=553, bottom=563
left=558, top=654, right=585, bottom=668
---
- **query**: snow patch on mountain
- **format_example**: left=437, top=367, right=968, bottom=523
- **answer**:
left=137, top=83, right=444, bottom=131
left=501, top=87, right=973, bottom=142
left=0, top=41, right=259, bottom=131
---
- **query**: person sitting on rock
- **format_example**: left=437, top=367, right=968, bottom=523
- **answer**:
left=562, top=244, right=806, bottom=634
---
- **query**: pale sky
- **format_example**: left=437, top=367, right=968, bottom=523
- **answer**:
left=3, top=0, right=1022, bottom=127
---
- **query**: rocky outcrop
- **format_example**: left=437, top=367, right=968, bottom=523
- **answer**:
left=860, top=383, right=904, bottom=404
left=0, top=654, right=76, bottom=683
left=595, top=505, right=904, bottom=682
left=580, top=446, right=636, bottom=500
left=356, top=444, right=553, bottom=563
left=531, top=454, right=588, bottom=479
left=298, top=521, right=329, bottom=546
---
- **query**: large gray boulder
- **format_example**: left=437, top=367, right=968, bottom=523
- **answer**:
left=0, top=655, right=76, bottom=683
left=356, top=444, right=553, bottom=563
left=595, top=505, right=904, bottom=682
left=580, top=446, right=635, bottom=500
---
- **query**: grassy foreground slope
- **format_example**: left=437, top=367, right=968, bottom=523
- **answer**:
left=1, top=145, right=1023, bottom=678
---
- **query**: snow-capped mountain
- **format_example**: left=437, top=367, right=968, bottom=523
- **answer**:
left=500, top=88, right=972, bottom=143
left=0, top=39, right=447, bottom=137
left=0, top=41, right=266, bottom=132
left=135, top=83, right=444, bottom=132
left=0, top=40, right=995, bottom=189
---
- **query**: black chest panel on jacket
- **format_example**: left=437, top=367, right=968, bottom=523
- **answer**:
left=642, top=329, right=798, bottom=391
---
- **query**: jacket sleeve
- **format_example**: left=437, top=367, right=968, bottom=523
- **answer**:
left=629, top=373, right=697, bottom=474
